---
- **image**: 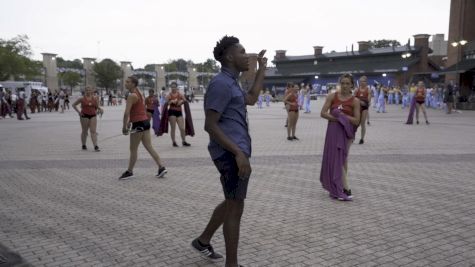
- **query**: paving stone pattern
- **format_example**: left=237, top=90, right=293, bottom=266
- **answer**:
left=1, top=100, right=475, bottom=266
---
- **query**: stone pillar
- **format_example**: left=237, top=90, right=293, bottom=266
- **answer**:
left=154, top=64, right=167, bottom=90
left=120, top=61, right=133, bottom=92
left=239, top=53, right=258, bottom=91
left=413, top=34, right=431, bottom=74
left=187, top=66, right=199, bottom=89
left=42, top=53, right=59, bottom=92
left=82, top=57, right=96, bottom=89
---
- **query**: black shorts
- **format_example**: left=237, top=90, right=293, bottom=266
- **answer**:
left=147, top=109, right=154, bottom=115
left=360, top=100, right=369, bottom=111
left=81, top=114, right=96, bottom=119
left=168, top=109, right=182, bottom=117
left=213, top=151, right=250, bottom=200
left=131, top=120, right=151, bottom=133
left=416, top=100, right=425, bottom=105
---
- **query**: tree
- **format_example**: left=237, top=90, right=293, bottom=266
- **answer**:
left=56, top=57, right=83, bottom=69
left=0, top=35, right=41, bottom=80
left=59, top=71, right=82, bottom=92
left=144, top=64, right=155, bottom=72
left=93, top=59, right=121, bottom=93
left=368, top=39, right=401, bottom=48
left=164, top=59, right=189, bottom=72
left=194, top=58, right=219, bottom=73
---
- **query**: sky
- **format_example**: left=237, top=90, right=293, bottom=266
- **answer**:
left=0, top=0, right=450, bottom=68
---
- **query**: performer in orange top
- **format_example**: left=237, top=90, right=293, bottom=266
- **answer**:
left=354, top=76, right=371, bottom=144
left=166, top=82, right=191, bottom=147
left=284, top=84, right=300, bottom=140
left=415, top=81, right=430, bottom=125
left=73, top=87, right=103, bottom=151
left=119, top=76, right=167, bottom=180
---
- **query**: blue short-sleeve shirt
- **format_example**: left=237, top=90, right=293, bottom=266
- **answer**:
left=204, top=67, right=251, bottom=160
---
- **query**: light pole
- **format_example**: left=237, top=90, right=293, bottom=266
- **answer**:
left=401, top=52, right=411, bottom=86
left=451, top=40, right=468, bottom=89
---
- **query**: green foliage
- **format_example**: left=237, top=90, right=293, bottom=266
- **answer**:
left=59, top=71, right=82, bottom=89
left=194, top=59, right=219, bottom=73
left=368, top=39, right=401, bottom=48
left=0, top=35, right=41, bottom=80
left=164, top=58, right=189, bottom=72
left=93, top=59, right=121, bottom=90
left=57, top=57, right=83, bottom=69
left=144, top=64, right=155, bottom=72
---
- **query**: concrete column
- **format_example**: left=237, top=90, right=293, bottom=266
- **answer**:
left=154, top=64, right=166, bottom=90
left=120, top=61, right=133, bottom=92
left=413, top=34, right=431, bottom=74
left=42, top=53, right=59, bottom=92
left=82, top=57, right=96, bottom=89
left=239, top=53, right=258, bottom=91
left=187, top=66, right=199, bottom=89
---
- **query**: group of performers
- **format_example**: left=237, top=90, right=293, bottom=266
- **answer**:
left=0, top=88, right=72, bottom=121
left=72, top=79, right=194, bottom=179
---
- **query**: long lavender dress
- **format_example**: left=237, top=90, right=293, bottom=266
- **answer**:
left=405, top=97, right=417, bottom=124
left=152, top=97, right=161, bottom=136
left=320, top=108, right=355, bottom=200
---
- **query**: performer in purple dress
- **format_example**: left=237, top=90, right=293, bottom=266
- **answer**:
left=320, top=74, right=361, bottom=201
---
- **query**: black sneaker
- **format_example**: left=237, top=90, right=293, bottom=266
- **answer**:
left=182, top=141, right=191, bottom=147
left=119, top=170, right=134, bottom=180
left=344, top=189, right=353, bottom=199
left=172, top=142, right=178, bottom=147
left=191, top=238, right=223, bottom=262
left=156, top=167, right=167, bottom=178
left=94, top=146, right=100, bottom=152
left=287, top=137, right=293, bottom=141
left=426, top=120, right=430, bottom=125
left=82, top=145, right=87, bottom=150
left=359, top=139, right=364, bottom=145
left=292, top=136, right=299, bottom=140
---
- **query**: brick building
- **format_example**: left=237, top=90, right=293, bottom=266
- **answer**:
left=443, top=0, right=475, bottom=97
left=264, top=34, right=440, bottom=89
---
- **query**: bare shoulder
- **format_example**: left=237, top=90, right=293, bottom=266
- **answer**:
left=327, top=92, right=336, bottom=101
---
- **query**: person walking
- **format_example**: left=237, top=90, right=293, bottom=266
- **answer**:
left=118, top=76, right=167, bottom=180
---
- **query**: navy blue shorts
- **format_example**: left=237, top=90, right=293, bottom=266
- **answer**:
left=213, top=151, right=250, bottom=200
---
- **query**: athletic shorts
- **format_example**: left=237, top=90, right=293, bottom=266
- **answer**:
left=416, top=100, right=425, bottom=105
left=131, top=120, right=150, bottom=133
left=168, top=109, right=182, bottom=117
left=147, top=109, right=154, bottom=115
left=81, top=114, right=96, bottom=119
left=213, top=151, right=250, bottom=200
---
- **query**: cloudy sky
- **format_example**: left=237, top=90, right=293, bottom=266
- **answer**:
left=1, top=0, right=450, bottom=68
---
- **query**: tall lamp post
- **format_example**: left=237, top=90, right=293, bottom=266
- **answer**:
left=451, top=40, right=468, bottom=88
left=401, top=52, right=412, bottom=86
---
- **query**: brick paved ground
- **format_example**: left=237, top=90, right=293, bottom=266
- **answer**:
left=1, top=100, right=474, bottom=267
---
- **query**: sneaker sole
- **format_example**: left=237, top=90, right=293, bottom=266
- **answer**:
left=156, top=170, right=167, bottom=178
left=119, top=175, right=134, bottom=180
left=190, top=243, right=223, bottom=262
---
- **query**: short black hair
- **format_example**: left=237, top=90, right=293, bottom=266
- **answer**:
left=213, top=35, right=240, bottom=63
left=128, top=76, right=138, bottom=87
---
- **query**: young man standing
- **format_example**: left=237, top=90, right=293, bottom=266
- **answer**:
left=191, top=36, right=267, bottom=267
